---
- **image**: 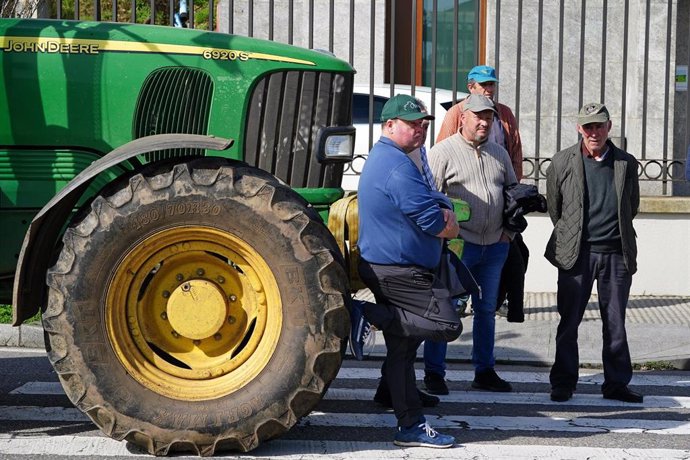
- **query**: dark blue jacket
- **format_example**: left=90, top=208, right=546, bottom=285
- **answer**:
left=358, top=137, right=450, bottom=269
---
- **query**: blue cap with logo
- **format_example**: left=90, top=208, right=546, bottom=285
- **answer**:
left=467, top=65, right=499, bottom=83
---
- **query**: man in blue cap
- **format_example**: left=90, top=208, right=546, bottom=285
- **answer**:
left=437, top=65, right=523, bottom=179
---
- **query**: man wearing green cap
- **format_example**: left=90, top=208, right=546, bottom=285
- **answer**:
left=353, top=93, right=463, bottom=448
left=545, top=102, right=642, bottom=404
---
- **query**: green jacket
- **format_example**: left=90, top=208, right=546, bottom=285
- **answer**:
left=544, top=140, right=640, bottom=274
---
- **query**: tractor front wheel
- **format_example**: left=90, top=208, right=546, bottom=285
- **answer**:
left=43, top=158, right=349, bottom=455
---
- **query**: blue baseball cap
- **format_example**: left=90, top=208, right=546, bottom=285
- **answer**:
left=467, top=65, right=499, bottom=83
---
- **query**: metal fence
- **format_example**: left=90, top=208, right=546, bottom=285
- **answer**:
left=29, top=0, right=690, bottom=194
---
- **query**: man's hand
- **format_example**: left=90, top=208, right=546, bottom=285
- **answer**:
left=436, top=208, right=460, bottom=239
left=499, top=231, right=512, bottom=243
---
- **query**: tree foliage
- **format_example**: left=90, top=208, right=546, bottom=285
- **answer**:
left=1, top=0, right=209, bottom=30
left=1, top=0, right=41, bottom=18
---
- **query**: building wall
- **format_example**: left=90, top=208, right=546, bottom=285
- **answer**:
left=486, top=0, right=688, bottom=196
left=523, top=199, right=690, bottom=296
left=215, top=0, right=386, bottom=87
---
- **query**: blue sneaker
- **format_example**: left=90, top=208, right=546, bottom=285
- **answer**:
left=349, top=299, right=371, bottom=361
left=394, top=420, right=455, bottom=448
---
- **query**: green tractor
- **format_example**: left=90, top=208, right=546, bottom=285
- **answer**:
left=1, top=18, right=357, bottom=455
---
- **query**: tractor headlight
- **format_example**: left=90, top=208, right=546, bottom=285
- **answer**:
left=316, top=126, right=356, bottom=163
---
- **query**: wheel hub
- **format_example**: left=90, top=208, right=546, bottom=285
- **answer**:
left=106, top=226, right=282, bottom=400
left=167, top=279, right=228, bottom=340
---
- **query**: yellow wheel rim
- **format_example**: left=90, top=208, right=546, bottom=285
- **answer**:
left=105, top=226, right=282, bottom=400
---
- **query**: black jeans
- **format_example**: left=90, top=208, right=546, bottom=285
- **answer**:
left=549, top=249, right=633, bottom=394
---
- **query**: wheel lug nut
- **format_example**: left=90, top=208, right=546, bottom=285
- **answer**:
left=229, top=294, right=237, bottom=302
left=213, top=333, right=222, bottom=341
left=193, top=340, right=201, bottom=345
left=228, top=316, right=236, bottom=324
left=196, top=268, right=205, bottom=276
left=181, top=283, right=191, bottom=292
left=217, top=276, right=225, bottom=284
left=172, top=330, right=180, bottom=338
left=161, top=312, right=168, bottom=320
left=176, top=273, right=184, bottom=282
left=162, top=290, right=170, bottom=298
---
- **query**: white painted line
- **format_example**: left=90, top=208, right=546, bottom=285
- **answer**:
left=0, top=347, right=46, bottom=355
left=3, top=405, right=689, bottom=435
left=14, top=381, right=690, bottom=409
left=325, top=388, right=690, bottom=409
left=336, top=367, right=690, bottom=387
left=10, top=382, right=65, bottom=395
left=0, top=435, right=688, bottom=459
left=302, top=412, right=690, bottom=435
left=0, top=434, right=133, bottom=457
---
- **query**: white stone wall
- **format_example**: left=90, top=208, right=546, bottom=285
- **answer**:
left=523, top=211, right=690, bottom=296
left=215, top=0, right=385, bottom=87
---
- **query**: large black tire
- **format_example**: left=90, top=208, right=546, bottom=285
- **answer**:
left=43, top=158, right=350, bottom=456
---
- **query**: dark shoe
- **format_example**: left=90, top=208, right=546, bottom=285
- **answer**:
left=603, top=387, right=644, bottom=403
left=373, top=386, right=440, bottom=408
left=349, top=300, right=371, bottom=361
left=472, top=369, right=512, bottom=392
left=424, top=372, right=449, bottom=395
left=550, top=387, right=573, bottom=402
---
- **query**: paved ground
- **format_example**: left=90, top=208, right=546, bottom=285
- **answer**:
left=3, top=292, right=690, bottom=369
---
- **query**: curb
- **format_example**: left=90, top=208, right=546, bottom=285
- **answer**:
left=0, top=324, right=44, bottom=349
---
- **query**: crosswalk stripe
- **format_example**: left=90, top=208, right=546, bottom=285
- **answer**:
left=10, top=382, right=64, bottom=395
left=11, top=368, right=689, bottom=398
left=301, top=412, right=690, bottom=435
left=10, top=382, right=690, bottom=409
left=0, top=435, right=688, bottom=459
left=12, top=381, right=690, bottom=409
left=2, top=405, right=689, bottom=435
left=336, top=367, right=690, bottom=387
left=325, top=388, right=690, bottom=408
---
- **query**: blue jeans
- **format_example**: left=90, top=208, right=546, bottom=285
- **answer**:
left=424, top=241, right=509, bottom=375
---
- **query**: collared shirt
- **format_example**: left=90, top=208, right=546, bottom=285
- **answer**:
left=582, top=143, right=610, bottom=162
left=408, top=146, right=437, bottom=191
